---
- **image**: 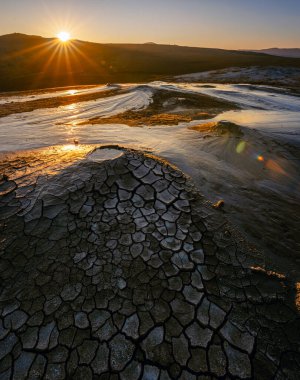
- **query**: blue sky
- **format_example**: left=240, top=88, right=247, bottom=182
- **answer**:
left=0, top=0, right=299, bottom=49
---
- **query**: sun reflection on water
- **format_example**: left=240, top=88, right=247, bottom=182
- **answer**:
left=67, top=89, right=78, bottom=96
left=65, top=103, right=78, bottom=111
left=61, top=144, right=79, bottom=151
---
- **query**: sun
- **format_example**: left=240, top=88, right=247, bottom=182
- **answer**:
left=57, top=31, right=70, bottom=42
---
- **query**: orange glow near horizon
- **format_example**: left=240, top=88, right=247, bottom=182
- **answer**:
left=21, top=35, right=106, bottom=89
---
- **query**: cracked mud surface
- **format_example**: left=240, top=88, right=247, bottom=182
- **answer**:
left=0, top=146, right=299, bottom=379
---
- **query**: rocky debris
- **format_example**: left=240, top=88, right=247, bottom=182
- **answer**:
left=0, top=146, right=299, bottom=379
left=213, top=199, right=225, bottom=209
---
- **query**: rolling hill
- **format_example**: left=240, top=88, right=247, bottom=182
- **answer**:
left=1, top=33, right=300, bottom=91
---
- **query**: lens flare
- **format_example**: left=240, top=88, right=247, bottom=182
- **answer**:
left=266, top=159, right=286, bottom=175
left=236, top=141, right=246, bottom=154
left=257, top=155, right=264, bottom=162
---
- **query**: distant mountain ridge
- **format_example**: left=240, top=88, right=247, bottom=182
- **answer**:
left=1, top=33, right=300, bottom=91
left=248, top=48, right=300, bottom=58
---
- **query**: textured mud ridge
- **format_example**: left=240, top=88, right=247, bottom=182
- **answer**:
left=81, top=89, right=238, bottom=127
left=0, top=146, right=299, bottom=379
left=0, top=88, right=122, bottom=118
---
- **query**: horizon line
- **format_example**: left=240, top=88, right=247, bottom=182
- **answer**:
left=1, top=32, right=300, bottom=51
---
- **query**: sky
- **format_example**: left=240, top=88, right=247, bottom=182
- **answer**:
left=0, top=0, right=299, bottom=49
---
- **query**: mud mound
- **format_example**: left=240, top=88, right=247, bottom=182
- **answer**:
left=190, top=120, right=244, bottom=137
left=0, top=147, right=299, bottom=379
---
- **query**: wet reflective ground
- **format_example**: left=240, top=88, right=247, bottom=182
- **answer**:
left=2, top=82, right=299, bottom=273
left=0, top=82, right=300, bottom=378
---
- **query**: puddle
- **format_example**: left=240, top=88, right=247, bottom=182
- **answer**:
left=88, top=148, right=124, bottom=162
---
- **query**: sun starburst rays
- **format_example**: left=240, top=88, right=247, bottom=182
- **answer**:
left=57, top=31, right=70, bottom=42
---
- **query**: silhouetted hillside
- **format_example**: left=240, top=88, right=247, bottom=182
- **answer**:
left=1, top=33, right=300, bottom=91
